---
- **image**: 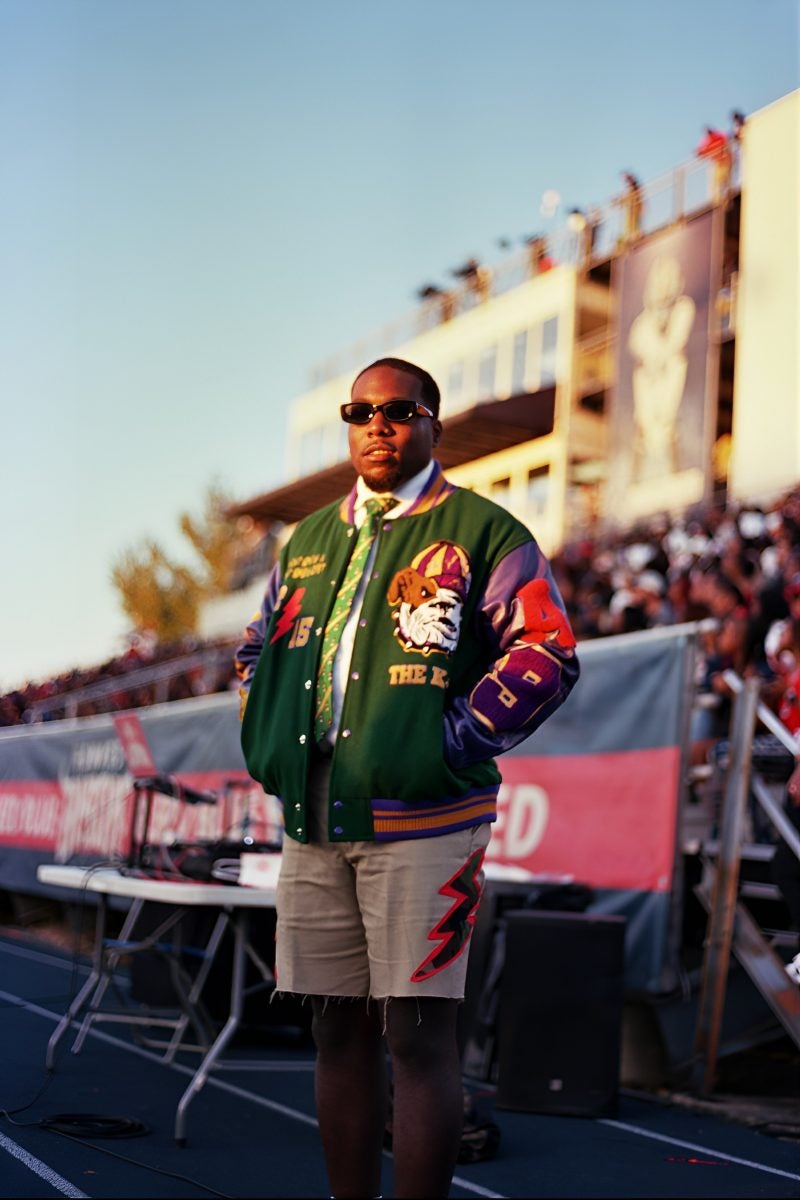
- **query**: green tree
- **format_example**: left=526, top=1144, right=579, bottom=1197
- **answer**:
left=178, top=483, right=240, bottom=594
left=111, top=540, right=203, bottom=642
left=111, top=483, right=248, bottom=642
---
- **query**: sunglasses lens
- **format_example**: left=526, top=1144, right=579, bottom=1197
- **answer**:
left=341, top=401, right=419, bottom=424
left=382, top=402, right=416, bottom=422
left=342, top=404, right=373, bottom=424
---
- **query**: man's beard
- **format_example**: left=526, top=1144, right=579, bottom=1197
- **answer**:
left=362, top=462, right=403, bottom=492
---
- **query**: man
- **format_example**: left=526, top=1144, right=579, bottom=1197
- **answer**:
left=236, top=358, right=579, bottom=1198
left=696, top=125, right=732, bottom=203
left=616, top=171, right=644, bottom=246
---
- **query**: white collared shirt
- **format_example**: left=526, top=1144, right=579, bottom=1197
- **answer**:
left=324, top=461, right=437, bottom=745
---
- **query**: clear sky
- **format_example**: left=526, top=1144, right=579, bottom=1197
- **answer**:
left=1, top=0, right=798, bottom=692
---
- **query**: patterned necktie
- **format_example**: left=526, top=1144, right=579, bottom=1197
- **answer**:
left=314, top=497, right=392, bottom=742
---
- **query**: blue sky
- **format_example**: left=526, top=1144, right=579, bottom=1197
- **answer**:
left=1, top=0, right=798, bottom=690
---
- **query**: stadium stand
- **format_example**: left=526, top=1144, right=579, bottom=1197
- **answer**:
left=5, top=480, right=800, bottom=733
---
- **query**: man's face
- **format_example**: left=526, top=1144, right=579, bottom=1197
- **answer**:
left=348, top=365, right=442, bottom=492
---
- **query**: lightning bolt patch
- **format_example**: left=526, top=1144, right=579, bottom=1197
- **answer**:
left=410, top=847, right=485, bottom=983
left=270, top=587, right=306, bottom=644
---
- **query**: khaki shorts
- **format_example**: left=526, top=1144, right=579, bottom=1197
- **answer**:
left=275, top=758, right=491, bottom=999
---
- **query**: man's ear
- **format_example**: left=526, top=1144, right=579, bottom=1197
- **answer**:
left=432, top=419, right=443, bottom=447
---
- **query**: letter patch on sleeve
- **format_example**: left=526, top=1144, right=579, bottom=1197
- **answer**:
left=517, top=578, right=576, bottom=650
left=468, top=646, right=562, bottom=733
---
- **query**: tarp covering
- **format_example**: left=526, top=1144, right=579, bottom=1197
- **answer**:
left=0, top=625, right=696, bottom=993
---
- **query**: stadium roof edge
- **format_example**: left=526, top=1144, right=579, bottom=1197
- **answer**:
left=226, top=387, right=556, bottom=526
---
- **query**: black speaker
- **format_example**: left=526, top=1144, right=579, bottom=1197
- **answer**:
left=495, top=910, right=626, bottom=1116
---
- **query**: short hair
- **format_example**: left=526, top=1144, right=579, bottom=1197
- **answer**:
left=352, top=357, right=441, bottom=417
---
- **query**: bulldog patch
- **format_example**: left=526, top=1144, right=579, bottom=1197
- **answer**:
left=387, top=541, right=471, bottom=656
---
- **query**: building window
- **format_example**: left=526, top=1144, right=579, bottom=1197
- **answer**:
left=478, top=345, right=498, bottom=401
left=448, top=360, right=464, bottom=401
left=526, top=465, right=550, bottom=517
left=491, top=476, right=511, bottom=504
left=511, top=330, right=528, bottom=394
left=540, top=317, right=559, bottom=385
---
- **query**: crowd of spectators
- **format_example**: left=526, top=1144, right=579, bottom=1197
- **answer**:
left=6, top=479, right=797, bottom=975
left=0, top=634, right=237, bottom=726
left=550, top=482, right=800, bottom=853
left=549, top=483, right=800, bottom=917
left=553, top=482, right=800, bottom=782
left=552, top=485, right=800, bottom=682
left=5, top=481, right=800, bottom=736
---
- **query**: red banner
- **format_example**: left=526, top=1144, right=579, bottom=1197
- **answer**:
left=490, top=747, right=680, bottom=892
left=0, top=629, right=698, bottom=993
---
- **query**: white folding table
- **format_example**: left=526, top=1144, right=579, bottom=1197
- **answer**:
left=37, top=863, right=279, bottom=1144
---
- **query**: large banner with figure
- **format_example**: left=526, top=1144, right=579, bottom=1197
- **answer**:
left=607, top=209, right=718, bottom=523
left=0, top=626, right=697, bottom=993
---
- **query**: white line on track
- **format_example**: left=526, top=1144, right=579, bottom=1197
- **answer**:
left=5, top=974, right=799, bottom=1194
left=449, top=1176, right=505, bottom=1198
left=600, top=1118, right=800, bottom=1184
left=0, top=1128, right=89, bottom=1198
left=1, top=988, right=503, bottom=1197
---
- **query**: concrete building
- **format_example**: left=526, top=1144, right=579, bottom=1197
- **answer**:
left=219, top=89, right=798, bottom=613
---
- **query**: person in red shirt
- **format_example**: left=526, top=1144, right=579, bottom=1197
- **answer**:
left=696, top=126, right=732, bottom=203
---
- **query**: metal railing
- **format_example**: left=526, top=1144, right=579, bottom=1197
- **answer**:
left=692, top=671, right=800, bottom=1094
left=308, top=153, right=730, bottom=388
left=25, top=645, right=237, bottom=722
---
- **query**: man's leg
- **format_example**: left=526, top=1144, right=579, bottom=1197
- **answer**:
left=384, top=996, right=463, bottom=1199
left=311, top=996, right=387, bottom=1199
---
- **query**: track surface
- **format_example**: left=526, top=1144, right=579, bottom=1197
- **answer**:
left=1, top=932, right=798, bottom=1199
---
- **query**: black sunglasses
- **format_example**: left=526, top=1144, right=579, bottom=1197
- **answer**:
left=340, top=400, right=435, bottom=425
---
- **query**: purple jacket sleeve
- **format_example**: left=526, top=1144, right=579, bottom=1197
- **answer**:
left=443, top=540, right=579, bottom=769
left=234, top=561, right=283, bottom=718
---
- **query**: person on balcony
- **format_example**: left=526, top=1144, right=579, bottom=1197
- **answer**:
left=616, top=171, right=643, bottom=247
left=696, top=126, right=732, bottom=204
